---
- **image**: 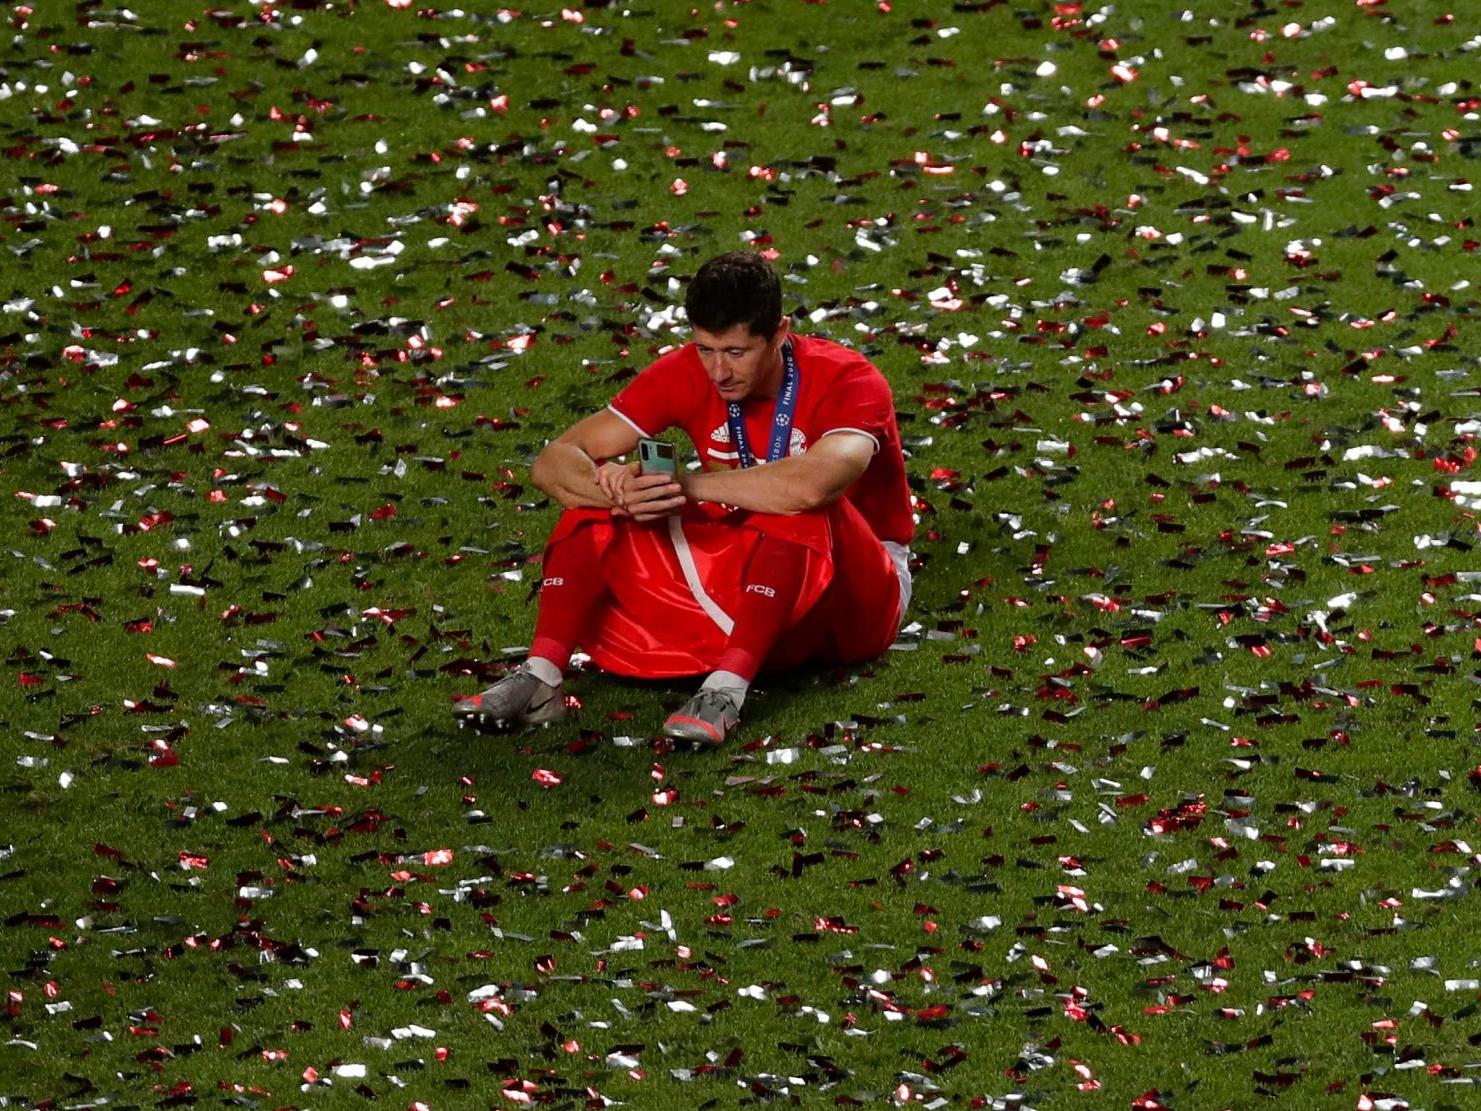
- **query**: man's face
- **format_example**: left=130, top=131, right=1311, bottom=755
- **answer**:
left=692, top=320, right=789, bottom=402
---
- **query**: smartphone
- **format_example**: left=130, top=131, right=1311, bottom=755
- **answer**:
left=637, top=437, right=677, bottom=477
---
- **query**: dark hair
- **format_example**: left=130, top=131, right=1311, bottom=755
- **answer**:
left=684, top=251, right=783, bottom=339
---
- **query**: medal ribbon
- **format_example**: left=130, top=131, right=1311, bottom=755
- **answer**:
left=726, top=340, right=799, bottom=469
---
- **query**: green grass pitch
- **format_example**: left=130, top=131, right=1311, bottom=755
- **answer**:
left=3, top=1, right=1481, bottom=1107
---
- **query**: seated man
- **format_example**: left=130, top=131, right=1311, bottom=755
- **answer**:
left=454, top=251, right=914, bottom=743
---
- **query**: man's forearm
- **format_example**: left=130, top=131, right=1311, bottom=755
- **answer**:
left=682, top=458, right=828, bottom=515
left=531, top=441, right=614, bottom=509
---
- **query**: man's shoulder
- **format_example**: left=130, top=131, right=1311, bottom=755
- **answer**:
left=794, top=332, right=870, bottom=363
left=794, top=333, right=883, bottom=382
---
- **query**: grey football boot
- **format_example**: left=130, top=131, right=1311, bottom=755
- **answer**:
left=454, top=664, right=566, bottom=728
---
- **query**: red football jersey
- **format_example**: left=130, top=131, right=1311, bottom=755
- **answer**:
left=609, top=334, right=914, bottom=545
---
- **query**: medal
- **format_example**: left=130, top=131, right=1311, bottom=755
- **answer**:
left=726, top=340, right=799, bottom=468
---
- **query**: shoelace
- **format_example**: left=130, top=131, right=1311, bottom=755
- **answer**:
left=693, top=689, right=738, bottom=717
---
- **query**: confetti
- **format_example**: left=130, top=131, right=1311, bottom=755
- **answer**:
left=4, top=4, right=1481, bottom=1108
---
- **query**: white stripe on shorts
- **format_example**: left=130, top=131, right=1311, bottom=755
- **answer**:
left=667, top=516, right=735, bottom=635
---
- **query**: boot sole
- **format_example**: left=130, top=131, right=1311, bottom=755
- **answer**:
left=661, top=715, right=735, bottom=744
left=454, top=695, right=567, bottom=730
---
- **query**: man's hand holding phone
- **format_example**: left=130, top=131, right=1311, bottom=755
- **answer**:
left=597, top=438, right=684, bottom=521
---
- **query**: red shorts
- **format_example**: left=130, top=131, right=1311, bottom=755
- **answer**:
left=545, top=501, right=903, bottom=678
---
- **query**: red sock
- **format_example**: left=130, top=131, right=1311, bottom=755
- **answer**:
left=528, top=524, right=609, bottom=670
left=713, top=533, right=809, bottom=681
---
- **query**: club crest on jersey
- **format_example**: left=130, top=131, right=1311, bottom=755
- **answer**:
left=708, top=423, right=807, bottom=458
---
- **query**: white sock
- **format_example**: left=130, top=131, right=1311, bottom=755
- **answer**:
left=523, top=656, right=564, bottom=687
left=701, top=670, right=749, bottom=708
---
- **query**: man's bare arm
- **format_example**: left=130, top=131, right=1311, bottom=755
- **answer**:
left=531, top=410, right=684, bottom=518
left=680, top=431, right=875, bottom=515
left=529, top=410, right=636, bottom=508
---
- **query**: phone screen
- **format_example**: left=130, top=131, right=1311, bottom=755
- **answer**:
left=638, top=438, right=677, bottom=476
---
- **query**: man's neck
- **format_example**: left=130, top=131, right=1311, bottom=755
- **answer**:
left=750, top=340, right=789, bottom=401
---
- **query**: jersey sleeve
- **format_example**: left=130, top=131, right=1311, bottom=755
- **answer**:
left=812, top=359, right=893, bottom=453
left=607, top=346, right=703, bottom=439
